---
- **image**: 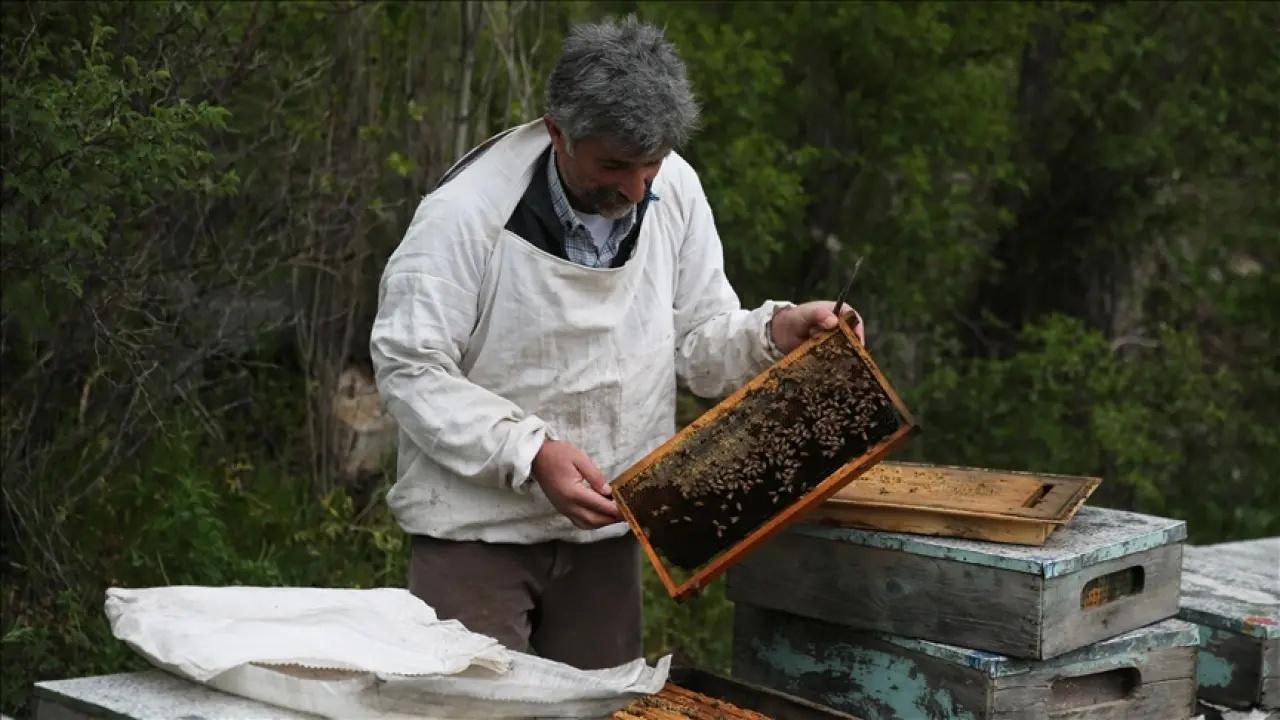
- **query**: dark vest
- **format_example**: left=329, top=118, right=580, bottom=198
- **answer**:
left=437, top=133, right=649, bottom=268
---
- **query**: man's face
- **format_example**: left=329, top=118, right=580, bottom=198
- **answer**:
left=544, top=116, right=666, bottom=220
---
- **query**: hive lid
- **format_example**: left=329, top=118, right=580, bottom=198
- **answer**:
left=794, top=505, right=1186, bottom=578
left=1179, top=538, right=1280, bottom=639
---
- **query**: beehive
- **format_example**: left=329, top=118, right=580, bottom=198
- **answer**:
left=728, top=506, right=1187, bottom=659
left=733, top=606, right=1200, bottom=720
left=612, top=321, right=915, bottom=600
left=1179, top=538, right=1279, bottom=710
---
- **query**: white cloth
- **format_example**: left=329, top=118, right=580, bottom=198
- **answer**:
left=106, top=586, right=671, bottom=719
left=371, top=119, right=790, bottom=543
left=105, top=586, right=509, bottom=683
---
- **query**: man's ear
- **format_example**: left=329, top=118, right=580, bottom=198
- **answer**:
left=543, top=115, right=566, bottom=154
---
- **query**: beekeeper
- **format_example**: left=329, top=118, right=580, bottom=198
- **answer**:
left=371, top=15, right=864, bottom=670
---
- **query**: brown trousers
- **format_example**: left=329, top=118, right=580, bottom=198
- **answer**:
left=408, top=533, right=642, bottom=670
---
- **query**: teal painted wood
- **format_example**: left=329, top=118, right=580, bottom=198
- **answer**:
left=733, top=606, right=989, bottom=720
left=1178, top=538, right=1279, bottom=708
left=795, top=506, right=1186, bottom=578
left=742, top=634, right=983, bottom=720
left=1193, top=625, right=1262, bottom=708
left=733, top=605, right=1199, bottom=720
left=1179, top=538, right=1279, bottom=639
left=877, top=619, right=1200, bottom=678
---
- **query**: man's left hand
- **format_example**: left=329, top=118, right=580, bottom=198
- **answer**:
left=770, top=301, right=865, bottom=354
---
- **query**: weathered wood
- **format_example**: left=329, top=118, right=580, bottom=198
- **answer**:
left=992, top=645, right=1197, bottom=720
left=1039, top=543, right=1183, bottom=658
left=726, top=528, right=1046, bottom=658
left=733, top=605, right=1199, bottom=720
left=791, top=506, right=1186, bottom=578
left=613, top=321, right=915, bottom=601
left=732, top=605, right=991, bottom=720
left=1196, top=627, right=1267, bottom=709
left=994, top=678, right=1195, bottom=720
left=728, top=506, right=1186, bottom=659
left=1178, top=537, right=1279, bottom=709
left=810, top=463, right=1100, bottom=546
left=1181, top=539, right=1279, bottom=639
left=33, top=670, right=314, bottom=719
left=1262, top=666, right=1280, bottom=710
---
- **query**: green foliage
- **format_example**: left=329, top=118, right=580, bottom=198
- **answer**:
left=913, top=315, right=1279, bottom=541
left=1, top=402, right=405, bottom=714
left=642, top=571, right=733, bottom=673
left=0, top=13, right=235, bottom=298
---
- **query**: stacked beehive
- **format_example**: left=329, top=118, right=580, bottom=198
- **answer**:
left=612, top=323, right=1272, bottom=718
left=727, top=502, right=1202, bottom=719
left=1178, top=538, right=1279, bottom=716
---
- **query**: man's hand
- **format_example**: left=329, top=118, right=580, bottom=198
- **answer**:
left=531, top=440, right=622, bottom=530
left=770, top=301, right=865, bottom=354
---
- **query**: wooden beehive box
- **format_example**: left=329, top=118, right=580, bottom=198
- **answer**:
left=1178, top=537, right=1279, bottom=710
left=809, top=462, right=1101, bottom=545
left=727, top=506, right=1186, bottom=659
left=612, top=321, right=915, bottom=601
left=733, top=605, right=1200, bottom=720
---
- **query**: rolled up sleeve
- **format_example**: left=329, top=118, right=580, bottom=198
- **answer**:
left=672, top=183, right=792, bottom=398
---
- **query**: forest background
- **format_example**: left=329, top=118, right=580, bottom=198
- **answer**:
left=2, top=1, right=1277, bottom=714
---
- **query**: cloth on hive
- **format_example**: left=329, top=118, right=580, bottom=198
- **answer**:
left=106, top=586, right=670, bottom=719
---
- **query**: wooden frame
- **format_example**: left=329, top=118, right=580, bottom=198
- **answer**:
left=615, top=668, right=859, bottom=719
left=612, top=320, right=916, bottom=601
left=808, top=462, right=1101, bottom=545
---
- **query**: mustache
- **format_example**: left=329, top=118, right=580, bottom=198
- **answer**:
left=584, top=188, right=634, bottom=218
left=585, top=188, right=630, bottom=207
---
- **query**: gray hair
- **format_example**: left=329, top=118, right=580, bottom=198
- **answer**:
left=546, top=15, right=700, bottom=156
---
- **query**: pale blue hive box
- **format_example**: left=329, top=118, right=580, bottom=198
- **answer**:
left=733, top=608, right=1200, bottom=720
left=1179, top=537, right=1279, bottom=710
left=728, top=505, right=1187, bottom=659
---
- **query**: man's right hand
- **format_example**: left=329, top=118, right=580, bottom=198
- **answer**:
left=531, top=440, right=622, bottom=530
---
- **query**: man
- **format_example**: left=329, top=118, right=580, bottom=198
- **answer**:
left=370, top=16, right=863, bottom=670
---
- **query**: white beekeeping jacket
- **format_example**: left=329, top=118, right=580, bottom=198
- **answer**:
left=371, top=119, right=790, bottom=544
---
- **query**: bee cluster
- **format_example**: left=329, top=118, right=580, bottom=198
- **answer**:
left=624, top=333, right=905, bottom=572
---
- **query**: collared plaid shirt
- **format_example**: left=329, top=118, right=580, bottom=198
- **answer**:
left=546, top=150, right=639, bottom=269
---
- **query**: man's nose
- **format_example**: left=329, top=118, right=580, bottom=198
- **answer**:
left=619, top=167, right=658, bottom=204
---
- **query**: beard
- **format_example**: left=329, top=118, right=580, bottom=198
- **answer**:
left=582, top=187, right=635, bottom=220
